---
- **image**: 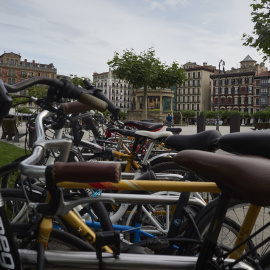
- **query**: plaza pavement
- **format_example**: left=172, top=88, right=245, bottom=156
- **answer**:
left=0, top=121, right=255, bottom=150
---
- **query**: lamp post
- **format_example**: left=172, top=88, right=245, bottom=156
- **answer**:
left=216, top=60, right=225, bottom=131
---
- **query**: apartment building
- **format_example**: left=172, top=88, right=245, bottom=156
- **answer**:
left=177, top=62, right=216, bottom=115
left=253, top=71, right=270, bottom=112
left=0, top=52, right=57, bottom=84
left=210, top=55, right=268, bottom=114
left=93, top=69, right=133, bottom=113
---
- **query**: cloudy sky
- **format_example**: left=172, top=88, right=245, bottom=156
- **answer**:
left=0, top=0, right=265, bottom=79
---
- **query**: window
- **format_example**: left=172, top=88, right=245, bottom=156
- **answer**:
left=228, top=97, right=232, bottom=104
left=256, top=99, right=260, bottom=105
left=235, top=87, right=239, bottom=94
left=249, top=77, right=253, bottom=83
left=228, top=79, right=232, bottom=85
left=215, top=88, right=219, bottom=95
left=6, top=58, right=9, bottom=64
left=198, top=72, right=200, bottom=78
left=222, top=79, right=225, bottom=85
left=221, top=88, right=225, bottom=95
left=248, top=86, right=253, bottom=94
left=256, top=89, right=260, bottom=95
left=234, top=97, right=238, bottom=104
left=242, top=78, right=245, bottom=84
left=197, top=80, right=200, bottom=87
left=228, top=87, right=231, bottom=95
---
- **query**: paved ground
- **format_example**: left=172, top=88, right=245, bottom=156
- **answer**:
left=0, top=121, right=254, bottom=151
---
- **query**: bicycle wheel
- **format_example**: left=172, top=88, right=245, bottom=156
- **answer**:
left=12, top=224, right=95, bottom=251
left=0, top=161, right=24, bottom=188
left=122, top=191, right=200, bottom=248
left=0, top=188, right=104, bottom=252
left=0, top=161, right=113, bottom=231
left=186, top=198, right=270, bottom=265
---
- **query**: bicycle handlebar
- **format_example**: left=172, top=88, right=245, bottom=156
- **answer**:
left=83, top=80, right=120, bottom=116
left=46, top=162, right=121, bottom=184
left=4, top=77, right=108, bottom=112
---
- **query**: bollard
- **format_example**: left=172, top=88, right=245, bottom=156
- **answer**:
left=197, top=115, right=206, bottom=133
left=230, top=115, right=240, bottom=133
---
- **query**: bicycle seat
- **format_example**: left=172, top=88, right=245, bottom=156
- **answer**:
left=219, top=130, right=270, bottom=159
left=165, top=130, right=221, bottom=152
left=166, top=127, right=182, bottom=134
left=135, top=130, right=173, bottom=140
left=173, top=150, right=270, bottom=206
left=124, top=120, right=164, bottom=131
left=109, top=128, right=137, bottom=137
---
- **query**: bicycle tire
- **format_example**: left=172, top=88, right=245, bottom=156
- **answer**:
left=185, top=198, right=270, bottom=266
left=0, top=161, right=24, bottom=188
left=12, top=225, right=95, bottom=251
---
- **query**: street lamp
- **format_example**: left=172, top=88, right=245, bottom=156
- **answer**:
left=216, top=60, right=225, bottom=131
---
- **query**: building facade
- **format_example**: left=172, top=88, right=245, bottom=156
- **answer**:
left=0, top=52, right=57, bottom=84
left=177, top=62, right=216, bottom=115
left=93, top=69, right=133, bottom=113
left=210, top=55, right=268, bottom=114
left=253, top=71, right=270, bottom=112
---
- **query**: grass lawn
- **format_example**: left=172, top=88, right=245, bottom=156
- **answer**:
left=0, top=141, right=30, bottom=167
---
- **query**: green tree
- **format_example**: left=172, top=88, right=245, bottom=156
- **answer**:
left=108, top=48, right=186, bottom=119
left=243, top=0, right=270, bottom=61
left=253, top=109, right=270, bottom=121
left=181, top=110, right=196, bottom=124
left=200, top=110, right=217, bottom=119
left=70, top=75, right=91, bottom=88
left=17, top=107, right=32, bottom=114
left=27, top=85, right=47, bottom=99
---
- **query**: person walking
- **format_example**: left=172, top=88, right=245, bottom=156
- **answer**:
left=166, top=113, right=173, bottom=127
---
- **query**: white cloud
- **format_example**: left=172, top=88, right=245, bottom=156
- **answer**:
left=0, top=0, right=266, bottom=78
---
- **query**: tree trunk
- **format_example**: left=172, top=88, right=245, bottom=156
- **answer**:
left=143, top=86, right=147, bottom=120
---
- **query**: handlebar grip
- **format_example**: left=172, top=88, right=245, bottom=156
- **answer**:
left=78, top=93, right=107, bottom=112
left=93, top=91, right=120, bottom=116
left=46, top=162, right=121, bottom=184
left=61, top=102, right=93, bottom=114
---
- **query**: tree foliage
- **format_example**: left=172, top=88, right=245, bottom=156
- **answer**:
left=253, top=109, right=270, bottom=120
left=70, top=75, right=91, bottom=88
left=107, top=48, right=186, bottom=119
left=243, top=0, right=270, bottom=61
left=181, top=110, right=196, bottom=119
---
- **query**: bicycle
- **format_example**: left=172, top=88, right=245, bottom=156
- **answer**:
left=0, top=77, right=259, bottom=269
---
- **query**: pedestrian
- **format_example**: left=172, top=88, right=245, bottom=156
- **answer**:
left=166, top=113, right=173, bottom=128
